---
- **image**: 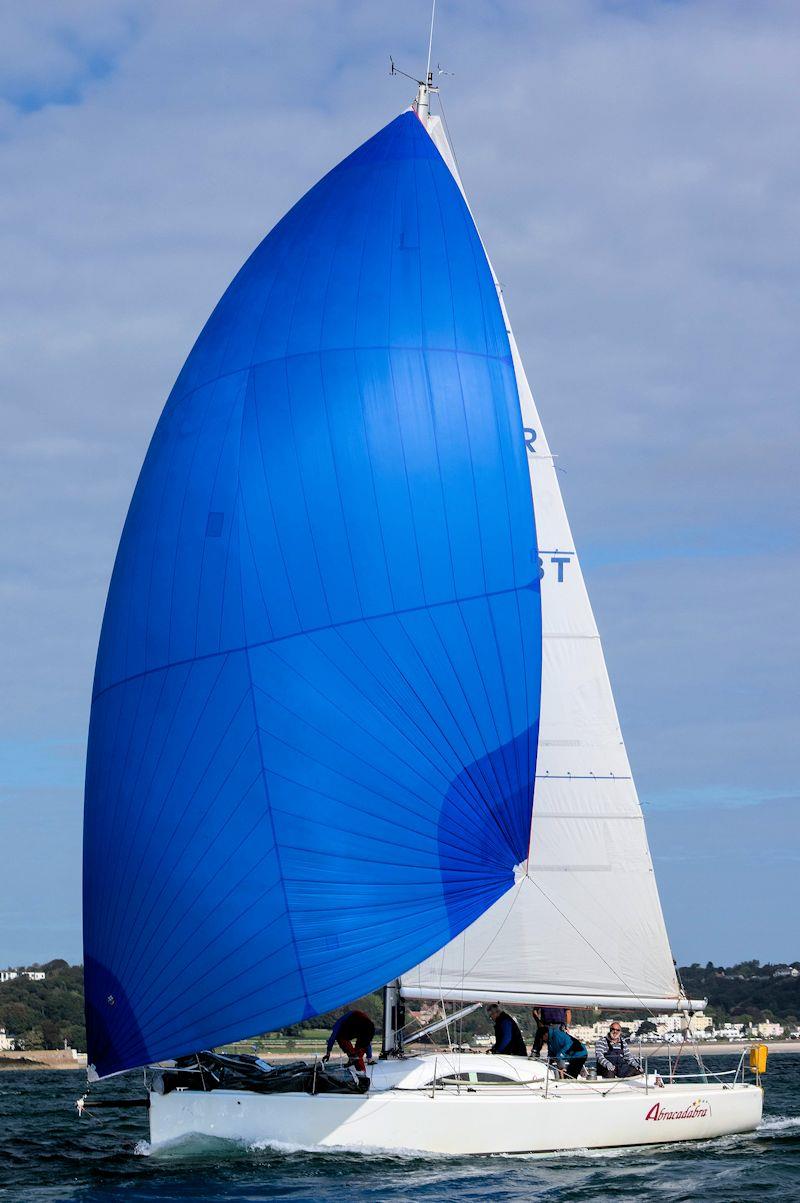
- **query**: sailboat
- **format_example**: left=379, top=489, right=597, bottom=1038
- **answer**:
left=81, top=72, right=762, bottom=1153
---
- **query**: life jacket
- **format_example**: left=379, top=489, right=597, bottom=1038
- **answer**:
left=598, top=1035, right=630, bottom=1067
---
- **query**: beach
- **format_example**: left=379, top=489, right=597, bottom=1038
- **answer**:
left=1, top=1041, right=797, bottom=1070
left=0, top=1050, right=87, bottom=1071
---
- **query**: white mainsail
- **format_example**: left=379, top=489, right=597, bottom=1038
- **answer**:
left=400, top=112, right=684, bottom=1011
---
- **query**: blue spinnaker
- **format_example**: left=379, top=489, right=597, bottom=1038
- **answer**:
left=83, top=111, right=541, bottom=1077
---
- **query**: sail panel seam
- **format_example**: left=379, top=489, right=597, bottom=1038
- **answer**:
left=90, top=581, right=536, bottom=704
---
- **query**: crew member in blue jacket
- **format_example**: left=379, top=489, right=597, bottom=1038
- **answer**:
left=544, top=1024, right=588, bottom=1078
left=531, top=1005, right=572, bottom=1056
left=486, top=1003, right=528, bottom=1056
left=322, top=1009, right=375, bottom=1072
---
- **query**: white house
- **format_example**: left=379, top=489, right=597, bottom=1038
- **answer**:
left=0, top=967, right=46, bottom=983
left=0, top=1028, right=14, bottom=1051
left=755, top=1021, right=784, bottom=1039
left=653, top=1012, right=711, bottom=1037
left=569, top=1024, right=598, bottom=1045
left=712, top=1023, right=746, bottom=1040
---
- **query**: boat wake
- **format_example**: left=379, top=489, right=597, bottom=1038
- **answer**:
left=138, top=1131, right=457, bottom=1162
left=248, top=1138, right=457, bottom=1160
left=135, top=1134, right=260, bottom=1161
left=758, top=1114, right=800, bottom=1135
left=491, top=1131, right=762, bottom=1161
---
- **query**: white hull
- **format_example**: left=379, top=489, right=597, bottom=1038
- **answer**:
left=149, top=1078, right=762, bottom=1155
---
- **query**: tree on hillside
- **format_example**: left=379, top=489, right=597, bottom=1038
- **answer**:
left=733, top=960, right=761, bottom=977
left=0, top=962, right=86, bottom=1051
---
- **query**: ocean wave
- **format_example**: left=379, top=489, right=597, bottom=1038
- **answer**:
left=758, top=1114, right=800, bottom=1134
left=248, top=1137, right=457, bottom=1160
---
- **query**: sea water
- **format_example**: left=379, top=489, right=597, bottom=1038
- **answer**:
left=1, top=1054, right=797, bottom=1201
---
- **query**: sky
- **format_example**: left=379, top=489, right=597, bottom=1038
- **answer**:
left=1, top=0, right=797, bottom=970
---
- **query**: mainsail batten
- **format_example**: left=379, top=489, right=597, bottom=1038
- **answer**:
left=83, top=112, right=543, bottom=1077
left=400, top=115, right=680, bottom=1010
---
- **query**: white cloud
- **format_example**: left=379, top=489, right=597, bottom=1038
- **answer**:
left=0, top=1, right=143, bottom=115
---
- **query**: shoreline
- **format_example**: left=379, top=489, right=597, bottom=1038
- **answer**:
left=1, top=1041, right=796, bottom=1071
left=636, top=1040, right=798, bottom=1057
left=0, top=1051, right=87, bottom=1071
left=266, top=1041, right=797, bottom=1062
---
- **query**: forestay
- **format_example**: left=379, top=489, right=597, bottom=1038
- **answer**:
left=82, top=112, right=543, bottom=1077
left=400, top=115, right=682, bottom=1012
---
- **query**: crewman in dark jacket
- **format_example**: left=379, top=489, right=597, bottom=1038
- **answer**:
left=486, top=1003, right=527, bottom=1056
left=322, top=1009, right=375, bottom=1072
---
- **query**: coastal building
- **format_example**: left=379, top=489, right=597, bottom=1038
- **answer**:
left=0, top=968, right=46, bottom=982
left=0, top=1028, right=14, bottom=1051
left=754, top=1021, right=784, bottom=1039
left=569, top=1024, right=599, bottom=1045
left=568, top=1015, right=711, bottom=1045
left=711, top=1023, right=746, bottom=1040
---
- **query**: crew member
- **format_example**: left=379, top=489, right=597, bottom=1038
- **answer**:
left=595, top=1022, right=642, bottom=1079
left=531, top=1005, right=573, bottom=1056
left=543, top=1024, right=588, bottom=1079
left=486, top=1003, right=527, bottom=1057
left=322, top=1009, right=375, bottom=1073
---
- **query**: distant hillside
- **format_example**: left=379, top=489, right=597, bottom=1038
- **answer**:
left=0, top=961, right=85, bottom=1051
left=1, top=959, right=797, bottom=1051
left=679, top=960, right=800, bottom=1025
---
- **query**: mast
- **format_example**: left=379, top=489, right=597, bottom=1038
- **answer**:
left=417, top=0, right=437, bottom=126
left=381, top=981, right=405, bottom=1059
left=391, top=0, right=438, bottom=131
left=414, top=75, right=433, bottom=126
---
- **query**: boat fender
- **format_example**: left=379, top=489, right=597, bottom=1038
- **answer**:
left=749, top=1044, right=768, bottom=1075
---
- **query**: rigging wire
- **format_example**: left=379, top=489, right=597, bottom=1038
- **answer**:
left=436, top=88, right=466, bottom=194
left=672, top=958, right=706, bottom=1080
left=524, top=874, right=662, bottom=1020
